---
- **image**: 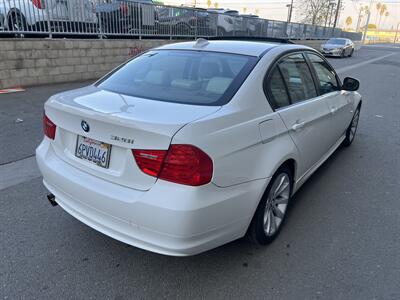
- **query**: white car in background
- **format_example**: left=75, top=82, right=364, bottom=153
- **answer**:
left=0, top=0, right=96, bottom=32
left=36, top=39, right=362, bottom=256
left=207, top=8, right=241, bottom=35
left=241, top=14, right=261, bottom=35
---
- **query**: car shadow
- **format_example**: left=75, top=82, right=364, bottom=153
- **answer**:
left=66, top=143, right=350, bottom=267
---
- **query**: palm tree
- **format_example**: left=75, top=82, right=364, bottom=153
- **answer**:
left=243, top=7, right=247, bottom=14
left=356, top=6, right=366, bottom=32
left=375, top=2, right=382, bottom=25
left=255, top=8, right=260, bottom=16
left=378, top=4, right=387, bottom=29
left=214, top=2, right=219, bottom=9
left=381, top=11, right=390, bottom=29
left=207, top=0, right=212, bottom=8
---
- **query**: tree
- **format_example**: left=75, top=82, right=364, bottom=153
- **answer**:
left=378, top=4, right=387, bottom=29
left=375, top=2, right=382, bottom=25
left=214, top=2, right=219, bottom=9
left=255, top=8, right=260, bottom=16
left=243, top=7, right=247, bottom=14
left=363, top=5, right=370, bottom=15
left=298, top=0, right=342, bottom=26
left=207, top=0, right=212, bottom=8
left=381, top=11, right=389, bottom=29
left=345, top=16, right=352, bottom=29
left=356, top=5, right=369, bottom=32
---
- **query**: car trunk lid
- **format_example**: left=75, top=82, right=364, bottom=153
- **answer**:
left=45, top=85, right=220, bottom=191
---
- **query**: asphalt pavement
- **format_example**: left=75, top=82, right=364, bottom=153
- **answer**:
left=1, top=44, right=400, bottom=299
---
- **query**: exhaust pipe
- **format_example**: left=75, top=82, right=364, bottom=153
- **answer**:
left=47, top=194, right=58, bottom=207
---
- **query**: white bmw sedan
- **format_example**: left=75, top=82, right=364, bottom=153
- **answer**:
left=36, top=40, right=362, bottom=256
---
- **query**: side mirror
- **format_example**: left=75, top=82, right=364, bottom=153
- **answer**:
left=342, top=77, right=359, bottom=91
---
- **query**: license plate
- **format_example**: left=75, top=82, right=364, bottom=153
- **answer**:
left=75, top=135, right=112, bottom=168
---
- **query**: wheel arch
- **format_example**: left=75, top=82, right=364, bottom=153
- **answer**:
left=354, top=94, right=362, bottom=110
left=174, top=22, right=191, bottom=30
left=256, top=157, right=298, bottom=213
left=280, top=158, right=296, bottom=185
left=245, top=157, right=297, bottom=237
left=7, top=8, right=23, bottom=19
left=268, top=157, right=297, bottom=195
left=7, top=5, right=35, bottom=27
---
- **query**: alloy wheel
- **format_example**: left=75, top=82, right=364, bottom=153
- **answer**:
left=263, top=173, right=290, bottom=236
left=349, top=109, right=360, bottom=142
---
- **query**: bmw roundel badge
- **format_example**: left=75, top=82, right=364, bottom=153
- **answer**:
left=81, top=120, right=90, bottom=132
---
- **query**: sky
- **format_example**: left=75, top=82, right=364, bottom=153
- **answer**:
left=163, top=0, right=400, bottom=30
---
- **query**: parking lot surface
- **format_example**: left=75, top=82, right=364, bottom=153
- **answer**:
left=1, top=44, right=400, bottom=299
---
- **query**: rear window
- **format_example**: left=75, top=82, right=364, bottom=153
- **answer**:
left=97, top=50, right=257, bottom=106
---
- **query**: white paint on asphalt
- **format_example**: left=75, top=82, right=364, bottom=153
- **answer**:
left=336, top=53, right=396, bottom=74
left=0, top=156, right=40, bottom=191
left=364, top=44, right=400, bottom=49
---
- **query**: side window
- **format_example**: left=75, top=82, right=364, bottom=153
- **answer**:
left=307, top=53, right=340, bottom=95
left=278, top=53, right=317, bottom=104
left=267, top=67, right=291, bottom=109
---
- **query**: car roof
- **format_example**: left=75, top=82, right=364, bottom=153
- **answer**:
left=241, top=14, right=260, bottom=18
left=155, top=40, right=310, bottom=57
left=207, top=8, right=238, bottom=13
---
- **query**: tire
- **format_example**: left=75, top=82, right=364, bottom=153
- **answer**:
left=175, top=23, right=192, bottom=36
left=8, top=12, right=28, bottom=32
left=349, top=49, right=354, bottom=57
left=217, top=26, right=226, bottom=36
left=340, top=49, right=345, bottom=58
left=247, top=165, right=293, bottom=245
left=342, top=106, right=361, bottom=147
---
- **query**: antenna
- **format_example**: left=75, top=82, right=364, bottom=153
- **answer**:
left=194, top=38, right=210, bottom=48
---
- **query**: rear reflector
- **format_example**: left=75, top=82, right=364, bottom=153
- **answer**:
left=133, top=145, right=213, bottom=186
left=43, top=114, right=56, bottom=140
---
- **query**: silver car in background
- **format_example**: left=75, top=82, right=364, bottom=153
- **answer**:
left=0, top=0, right=97, bottom=33
left=320, top=38, right=354, bottom=58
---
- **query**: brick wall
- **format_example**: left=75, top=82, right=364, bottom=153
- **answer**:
left=0, top=38, right=362, bottom=89
left=0, top=39, right=176, bottom=89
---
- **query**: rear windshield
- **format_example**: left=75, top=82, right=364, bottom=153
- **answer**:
left=97, top=50, right=257, bottom=106
left=327, top=38, right=346, bottom=45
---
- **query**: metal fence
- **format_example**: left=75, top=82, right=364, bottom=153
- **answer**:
left=0, top=0, right=362, bottom=41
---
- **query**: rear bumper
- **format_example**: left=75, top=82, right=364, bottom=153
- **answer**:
left=36, top=139, right=268, bottom=256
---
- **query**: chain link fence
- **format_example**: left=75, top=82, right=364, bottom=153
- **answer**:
left=0, top=0, right=362, bottom=41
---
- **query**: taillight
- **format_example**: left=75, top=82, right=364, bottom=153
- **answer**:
left=133, top=145, right=213, bottom=186
left=132, top=149, right=167, bottom=177
left=32, top=0, right=44, bottom=9
left=43, top=114, right=56, bottom=140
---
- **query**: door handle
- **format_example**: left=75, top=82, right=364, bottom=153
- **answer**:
left=292, top=121, right=305, bottom=131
